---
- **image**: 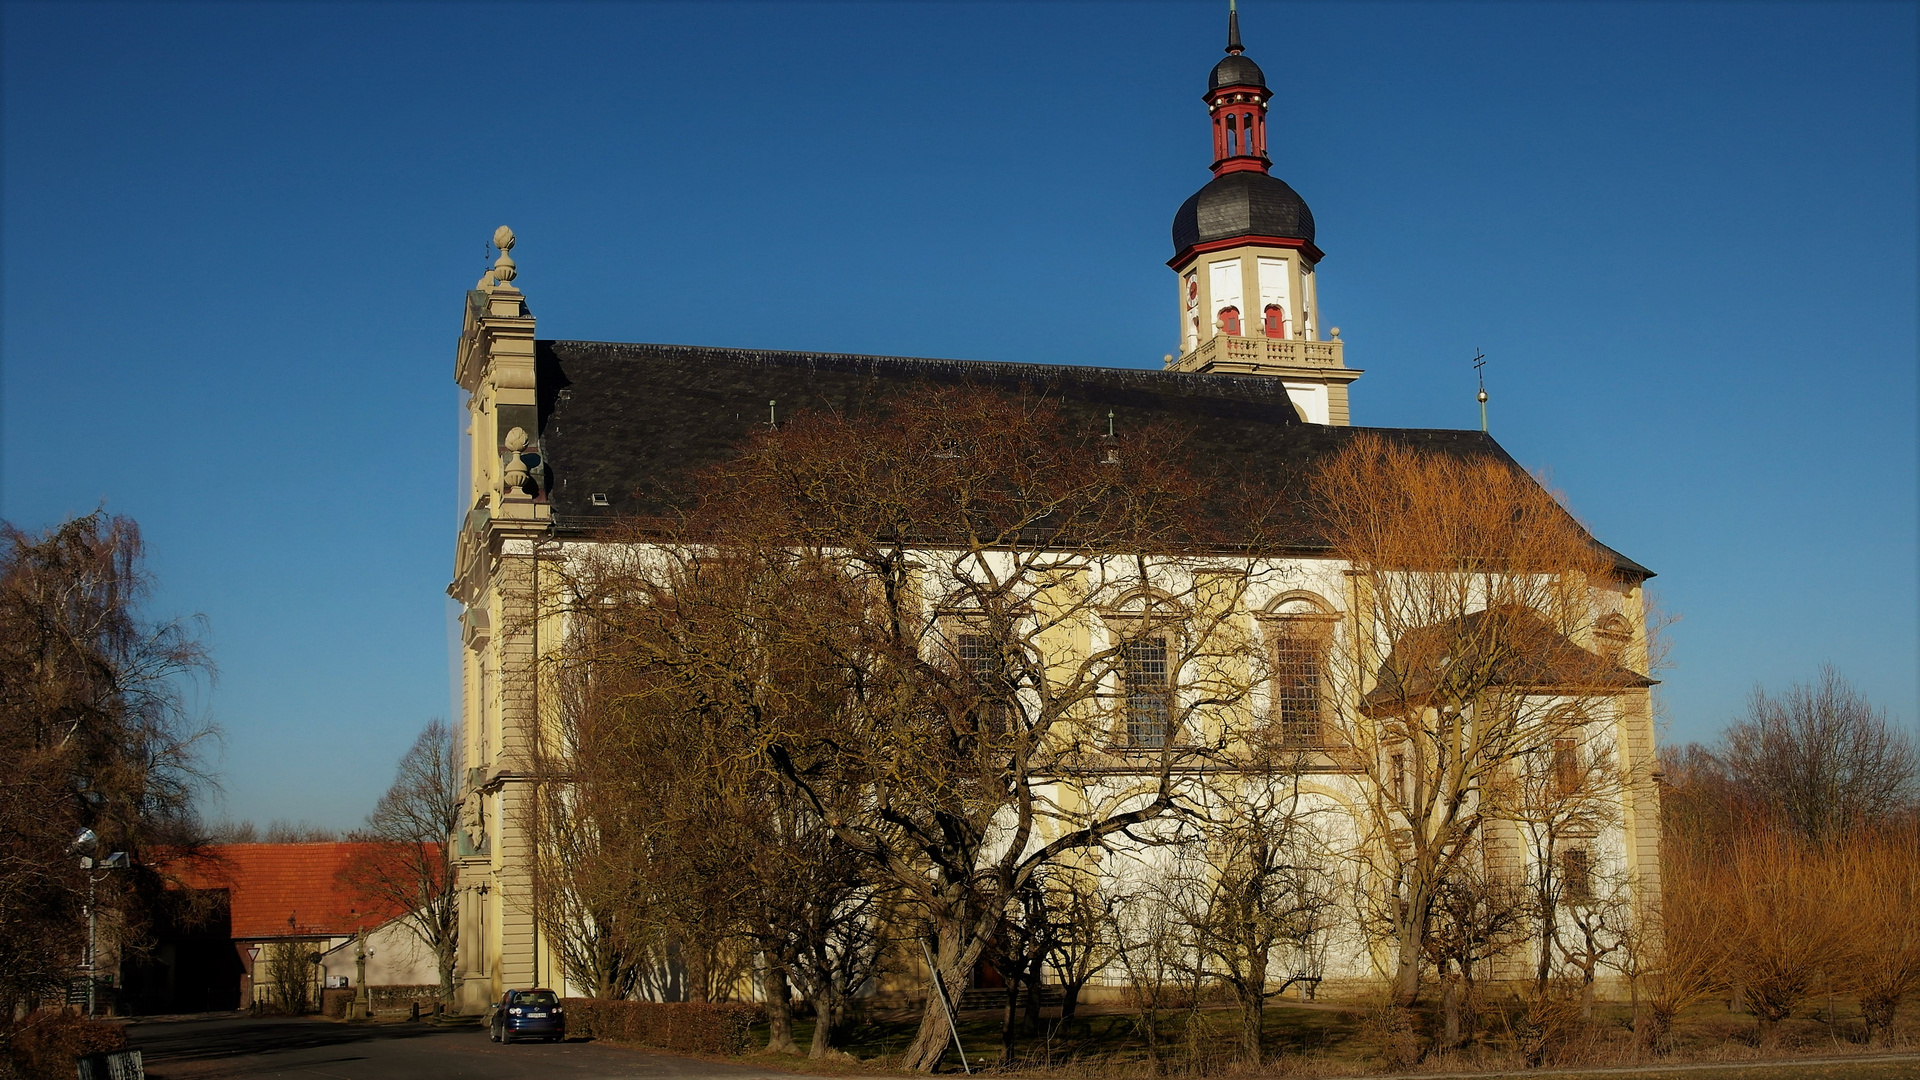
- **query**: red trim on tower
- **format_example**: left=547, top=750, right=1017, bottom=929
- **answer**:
left=1169, top=235, right=1326, bottom=272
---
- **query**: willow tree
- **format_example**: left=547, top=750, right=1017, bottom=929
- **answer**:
left=0, top=511, right=212, bottom=1016
left=1312, top=433, right=1649, bottom=1008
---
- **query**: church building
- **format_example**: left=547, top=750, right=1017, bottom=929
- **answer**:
left=446, top=9, right=1660, bottom=1013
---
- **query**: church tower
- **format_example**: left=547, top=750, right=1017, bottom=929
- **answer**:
left=1166, top=5, right=1361, bottom=425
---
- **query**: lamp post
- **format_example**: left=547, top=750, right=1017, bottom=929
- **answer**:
left=69, top=830, right=128, bottom=1016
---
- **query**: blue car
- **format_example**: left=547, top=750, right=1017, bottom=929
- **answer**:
left=489, top=988, right=566, bottom=1043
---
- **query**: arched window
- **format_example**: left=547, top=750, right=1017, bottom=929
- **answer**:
left=1263, top=304, right=1287, bottom=339
left=1218, top=306, right=1242, bottom=336
left=1595, top=613, right=1632, bottom=664
left=1265, top=594, right=1335, bottom=749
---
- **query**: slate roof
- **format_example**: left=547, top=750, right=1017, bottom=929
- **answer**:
left=1209, top=53, right=1266, bottom=92
left=529, top=340, right=1649, bottom=578
left=1172, top=170, right=1316, bottom=255
left=166, top=843, right=431, bottom=940
left=1360, top=606, right=1657, bottom=717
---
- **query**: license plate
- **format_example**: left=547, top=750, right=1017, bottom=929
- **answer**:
left=528, top=1011, right=547, bottom=1018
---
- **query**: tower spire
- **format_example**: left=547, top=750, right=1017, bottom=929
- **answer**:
left=1227, top=0, right=1244, bottom=54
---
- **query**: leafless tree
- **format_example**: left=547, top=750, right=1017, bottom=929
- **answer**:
left=1178, top=758, right=1333, bottom=1065
left=1834, top=820, right=1920, bottom=1046
left=676, top=386, right=1289, bottom=1071
left=1418, top=840, right=1528, bottom=1049
left=1722, top=665, right=1917, bottom=844
left=0, top=511, right=214, bottom=1021
left=341, top=720, right=461, bottom=1002
left=1311, top=433, right=1644, bottom=1007
left=1628, top=834, right=1730, bottom=1054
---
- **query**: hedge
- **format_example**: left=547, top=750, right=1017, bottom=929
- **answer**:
left=6, top=1012, right=128, bottom=1080
left=560, top=999, right=762, bottom=1055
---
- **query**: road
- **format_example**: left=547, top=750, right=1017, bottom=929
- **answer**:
left=126, top=1013, right=813, bottom=1080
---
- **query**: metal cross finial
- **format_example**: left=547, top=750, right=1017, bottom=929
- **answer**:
left=1473, top=350, right=1489, bottom=432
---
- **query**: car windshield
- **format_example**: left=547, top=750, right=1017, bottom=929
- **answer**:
left=516, top=991, right=558, bottom=1006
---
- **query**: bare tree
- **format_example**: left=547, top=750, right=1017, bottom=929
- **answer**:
left=1723, top=665, right=1917, bottom=844
left=1835, top=820, right=1920, bottom=1046
left=1418, top=841, right=1528, bottom=1049
left=680, top=387, right=1289, bottom=1071
left=1312, top=433, right=1646, bottom=1007
left=1723, top=829, right=1851, bottom=1048
left=1497, top=728, right=1626, bottom=999
left=341, top=720, right=461, bottom=1003
left=1630, top=834, right=1730, bottom=1054
left=1179, top=759, right=1332, bottom=1065
left=0, top=511, right=213, bottom=1020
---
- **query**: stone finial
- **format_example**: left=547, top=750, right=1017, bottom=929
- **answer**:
left=502, top=426, right=531, bottom=491
left=490, top=225, right=518, bottom=284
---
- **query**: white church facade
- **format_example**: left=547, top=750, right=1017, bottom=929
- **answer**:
left=445, top=11, right=1660, bottom=1014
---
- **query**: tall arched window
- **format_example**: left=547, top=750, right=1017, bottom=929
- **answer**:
left=1266, top=594, right=1334, bottom=749
left=1218, top=306, right=1242, bottom=336
left=1263, top=304, right=1287, bottom=339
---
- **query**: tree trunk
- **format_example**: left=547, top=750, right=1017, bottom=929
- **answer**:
left=1442, top=974, right=1462, bottom=1047
left=1060, top=977, right=1084, bottom=1023
left=688, top=942, right=711, bottom=1004
left=1238, top=992, right=1264, bottom=1067
left=1861, top=993, right=1897, bottom=1049
left=1640, top=1005, right=1674, bottom=1055
left=809, top=985, right=838, bottom=1058
left=1022, top=954, right=1045, bottom=1032
left=1000, top=981, right=1019, bottom=1064
left=902, top=927, right=976, bottom=1073
left=903, top=989, right=957, bottom=1072
left=1391, top=929, right=1423, bottom=1007
left=438, top=937, right=459, bottom=1005
left=1240, top=941, right=1269, bottom=1065
left=762, top=956, right=800, bottom=1054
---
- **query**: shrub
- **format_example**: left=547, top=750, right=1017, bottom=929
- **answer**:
left=560, top=999, right=761, bottom=1056
left=6, top=1011, right=128, bottom=1080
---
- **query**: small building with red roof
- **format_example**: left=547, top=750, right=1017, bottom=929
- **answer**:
left=156, top=842, right=439, bottom=1009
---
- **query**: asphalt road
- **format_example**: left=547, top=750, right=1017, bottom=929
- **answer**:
left=126, top=1013, right=811, bottom=1080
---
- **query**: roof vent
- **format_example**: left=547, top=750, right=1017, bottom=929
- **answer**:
left=589, top=493, right=610, bottom=506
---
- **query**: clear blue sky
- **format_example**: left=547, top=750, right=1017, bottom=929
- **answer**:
left=3, top=2, right=1914, bottom=830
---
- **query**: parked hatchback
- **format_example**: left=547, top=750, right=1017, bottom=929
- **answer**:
left=489, top=988, right=565, bottom=1043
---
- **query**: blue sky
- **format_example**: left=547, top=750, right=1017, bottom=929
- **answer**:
left=3, top=2, right=1914, bottom=830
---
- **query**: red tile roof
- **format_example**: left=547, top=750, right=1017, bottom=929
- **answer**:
left=166, top=842, right=437, bottom=940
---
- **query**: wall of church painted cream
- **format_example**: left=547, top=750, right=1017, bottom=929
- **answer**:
left=450, top=239, right=1658, bottom=1011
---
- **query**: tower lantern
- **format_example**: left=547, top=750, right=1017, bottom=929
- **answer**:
left=1209, top=5, right=1270, bottom=175
left=1166, top=4, right=1362, bottom=425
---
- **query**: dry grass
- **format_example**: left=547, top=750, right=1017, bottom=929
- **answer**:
left=739, top=993, right=1920, bottom=1078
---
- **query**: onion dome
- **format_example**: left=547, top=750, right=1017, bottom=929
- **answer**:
left=1209, top=53, right=1266, bottom=93
left=1172, top=170, right=1315, bottom=253
left=1170, top=3, right=1321, bottom=264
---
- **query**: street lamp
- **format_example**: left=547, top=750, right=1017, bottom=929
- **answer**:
left=69, top=829, right=128, bottom=1016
